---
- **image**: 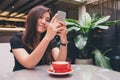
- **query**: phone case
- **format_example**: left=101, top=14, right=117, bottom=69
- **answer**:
left=57, top=11, right=66, bottom=21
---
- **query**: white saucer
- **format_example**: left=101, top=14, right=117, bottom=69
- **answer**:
left=47, top=68, right=73, bottom=75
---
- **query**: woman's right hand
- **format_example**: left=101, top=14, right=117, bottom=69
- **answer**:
left=45, top=14, right=64, bottom=40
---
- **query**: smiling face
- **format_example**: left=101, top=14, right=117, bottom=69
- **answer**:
left=36, top=12, right=50, bottom=33
left=24, top=5, right=52, bottom=45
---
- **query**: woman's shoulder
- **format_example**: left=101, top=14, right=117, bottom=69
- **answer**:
left=10, top=32, right=23, bottom=46
left=10, top=32, right=24, bottom=50
left=13, top=32, right=23, bottom=38
left=10, top=32, right=23, bottom=41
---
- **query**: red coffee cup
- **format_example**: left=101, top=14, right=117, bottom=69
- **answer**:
left=51, top=61, right=71, bottom=73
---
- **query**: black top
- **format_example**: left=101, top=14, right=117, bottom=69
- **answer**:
left=10, top=32, right=58, bottom=71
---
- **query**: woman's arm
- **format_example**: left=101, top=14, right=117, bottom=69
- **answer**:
left=52, top=43, right=67, bottom=61
left=12, top=36, right=51, bottom=69
left=12, top=14, right=60, bottom=69
left=52, top=21, right=68, bottom=61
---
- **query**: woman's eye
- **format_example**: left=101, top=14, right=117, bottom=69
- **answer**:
left=46, top=19, right=50, bottom=22
left=39, top=16, right=43, bottom=19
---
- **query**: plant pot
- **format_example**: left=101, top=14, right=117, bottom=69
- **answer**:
left=110, top=56, right=120, bottom=72
left=75, top=58, right=93, bottom=64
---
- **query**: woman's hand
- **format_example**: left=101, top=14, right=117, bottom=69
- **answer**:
left=56, top=21, right=67, bottom=43
left=45, top=14, right=58, bottom=40
left=45, top=13, right=67, bottom=43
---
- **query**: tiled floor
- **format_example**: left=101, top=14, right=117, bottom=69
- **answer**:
left=0, top=43, right=14, bottom=75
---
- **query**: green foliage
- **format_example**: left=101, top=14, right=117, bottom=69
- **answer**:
left=66, top=12, right=120, bottom=69
left=92, top=49, right=112, bottom=69
left=66, top=12, right=119, bottom=50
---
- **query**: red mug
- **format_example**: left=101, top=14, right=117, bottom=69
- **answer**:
left=51, top=61, right=71, bottom=73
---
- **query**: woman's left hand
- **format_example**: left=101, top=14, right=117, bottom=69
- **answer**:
left=56, top=21, right=67, bottom=43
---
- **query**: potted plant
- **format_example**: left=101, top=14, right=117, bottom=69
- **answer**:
left=92, top=48, right=112, bottom=69
left=66, top=12, right=120, bottom=68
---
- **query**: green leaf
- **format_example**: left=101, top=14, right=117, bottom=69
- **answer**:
left=102, top=20, right=120, bottom=26
left=92, top=49, right=112, bottom=69
left=67, top=27, right=80, bottom=33
left=80, top=12, right=92, bottom=28
left=66, top=21, right=79, bottom=27
left=66, top=19, right=80, bottom=26
left=74, top=35, right=88, bottom=50
left=92, top=13, right=102, bottom=23
left=92, top=25, right=109, bottom=29
left=94, top=16, right=110, bottom=26
left=80, top=26, right=90, bottom=33
left=66, top=18, right=78, bottom=23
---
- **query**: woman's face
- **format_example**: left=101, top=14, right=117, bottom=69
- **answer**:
left=36, top=12, right=50, bottom=33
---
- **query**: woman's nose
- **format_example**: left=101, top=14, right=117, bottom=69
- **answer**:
left=41, top=19, right=46, bottom=24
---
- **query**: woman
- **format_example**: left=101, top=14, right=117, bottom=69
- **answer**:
left=10, top=5, right=68, bottom=71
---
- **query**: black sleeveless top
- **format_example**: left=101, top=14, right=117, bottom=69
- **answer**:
left=10, top=32, right=58, bottom=71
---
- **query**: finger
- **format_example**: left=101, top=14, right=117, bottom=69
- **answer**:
left=57, top=21, right=66, bottom=27
left=56, top=23, right=62, bottom=28
left=56, top=22, right=65, bottom=28
left=56, top=33, right=60, bottom=36
left=56, top=27, right=64, bottom=32
left=51, top=13, right=57, bottom=23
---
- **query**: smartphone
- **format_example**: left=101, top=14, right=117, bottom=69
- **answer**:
left=57, top=11, right=66, bottom=21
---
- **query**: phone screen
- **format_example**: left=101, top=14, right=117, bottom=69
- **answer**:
left=57, top=11, right=66, bottom=21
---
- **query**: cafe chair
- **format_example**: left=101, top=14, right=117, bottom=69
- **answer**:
left=0, top=43, right=14, bottom=75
